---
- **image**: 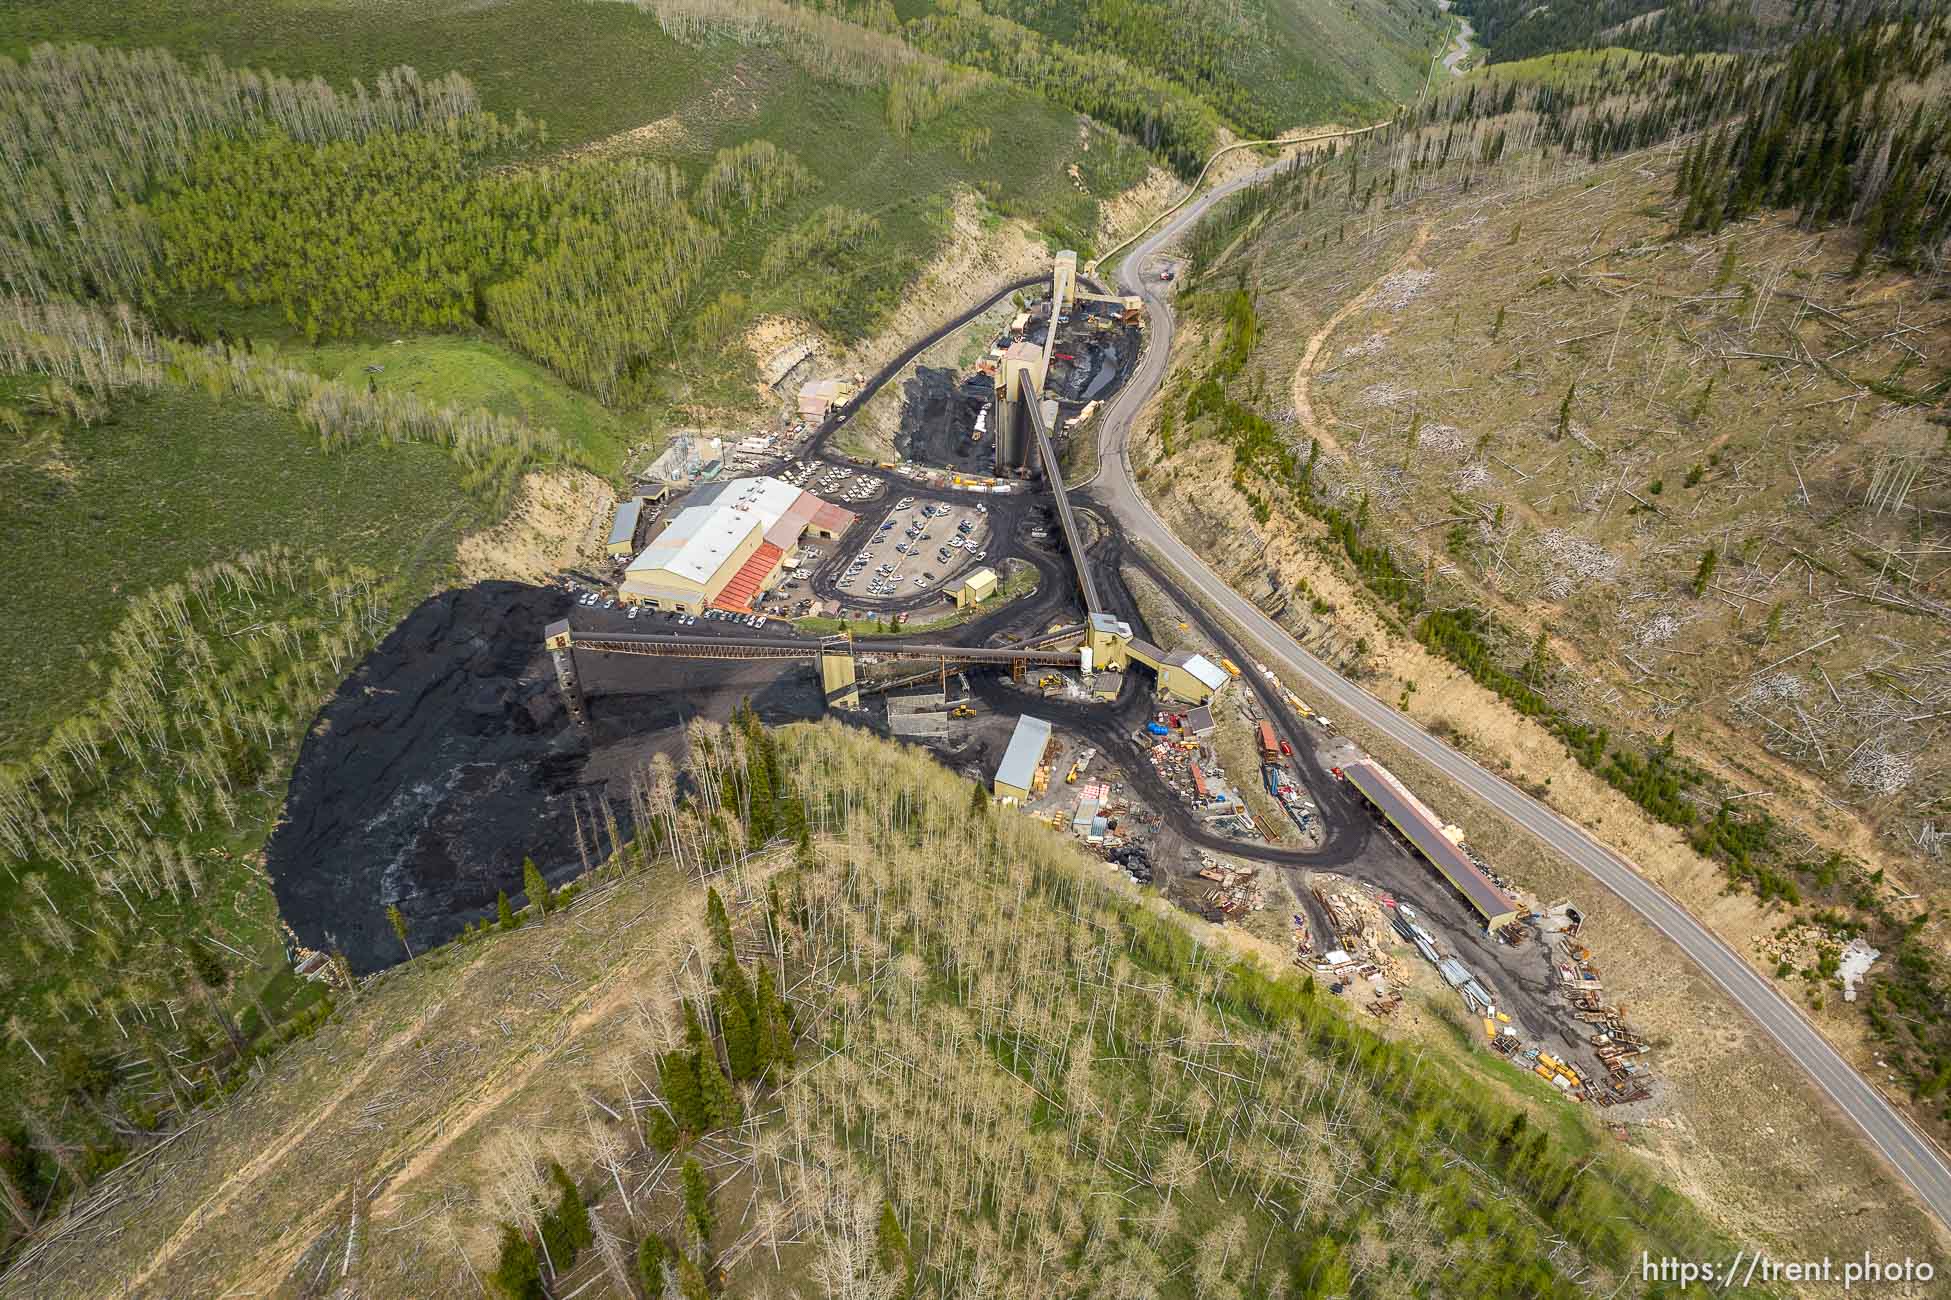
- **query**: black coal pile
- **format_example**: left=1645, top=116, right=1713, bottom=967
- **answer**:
left=895, top=365, right=991, bottom=474
left=265, top=581, right=592, bottom=973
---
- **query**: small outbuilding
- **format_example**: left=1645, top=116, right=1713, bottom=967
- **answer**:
left=953, top=566, right=998, bottom=609
left=606, top=498, right=646, bottom=558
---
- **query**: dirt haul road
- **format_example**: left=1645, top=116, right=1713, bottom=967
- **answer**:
left=1088, top=149, right=1951, bottom=1227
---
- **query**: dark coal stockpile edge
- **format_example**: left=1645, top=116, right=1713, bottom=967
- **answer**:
left=265, top=581, right=590, bottom=974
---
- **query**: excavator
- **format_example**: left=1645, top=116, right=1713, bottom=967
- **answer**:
left=950, top=703, right=976, bottom=719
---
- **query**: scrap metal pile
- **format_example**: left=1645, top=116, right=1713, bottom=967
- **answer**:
left=1388, top=901, right=1513, bottom=1035
left=1142, top=717, right=1256, bottom=838
left=1552, top=934, right=1654, bottom=1106
left=1191, top=853, right=1265, bottom=920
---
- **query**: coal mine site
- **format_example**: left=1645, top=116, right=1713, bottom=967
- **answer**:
left=264, top=581, right=824, bottom=972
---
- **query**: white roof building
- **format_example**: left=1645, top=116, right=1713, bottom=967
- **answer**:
left=627, top=477, right=803, bottom=585
left=622, top=475, right=857, bottom=611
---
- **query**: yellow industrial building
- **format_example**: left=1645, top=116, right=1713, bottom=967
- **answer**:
left=606, top=497, right=647, bottom=559
left=952, top=567, right=998, bottom=608
left=1082, top=613, right=1228, bottom=705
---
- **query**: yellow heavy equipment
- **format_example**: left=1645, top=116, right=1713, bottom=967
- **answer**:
left=950, top=704, right=975, bottom=719
left=1037, top=673, right=1063, bottom=690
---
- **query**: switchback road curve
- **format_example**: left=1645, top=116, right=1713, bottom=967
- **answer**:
left=1085, top=148, right=1951, bottom=1227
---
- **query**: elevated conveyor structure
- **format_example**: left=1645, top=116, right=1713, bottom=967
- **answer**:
left=542, top=623, right=1087, bottom=714
left=1024, top=394, right=1101, bottom=614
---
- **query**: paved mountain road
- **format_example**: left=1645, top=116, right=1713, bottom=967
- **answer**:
left=1084, top=151, right=1951, bottom=1227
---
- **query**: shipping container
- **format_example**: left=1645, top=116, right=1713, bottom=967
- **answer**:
left=1256, top=720, right=1279, bottom=761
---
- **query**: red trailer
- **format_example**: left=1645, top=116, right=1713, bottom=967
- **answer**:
left=1256, top=721, right=1280, bottom=762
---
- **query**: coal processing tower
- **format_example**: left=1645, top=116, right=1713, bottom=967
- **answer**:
left=991, top=249, right=1101, bottom=477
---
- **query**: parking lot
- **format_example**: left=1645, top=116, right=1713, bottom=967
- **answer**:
left=831, top=494, right=992, bottom=605
left=779, top=459, right=885, bottom=508
left=568, top=587, right=790, bottom=634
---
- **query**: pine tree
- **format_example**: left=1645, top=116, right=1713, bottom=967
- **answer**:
left=659, top=1046, right=706, bottom=1135
left=681, top=1157, right=715, bottom=1248
left=539, top=1162, right=591, bottom=1272
left=876, top=1199, right=912, bottom=1296
left=497, top=891, right=516, bottom=931
left=968, top=780, right=988, bottom=815
left=386, top=904, right=412, bottom=959
left=637, top=1234, right=673, bottom=1295
left=491, top=1223, right=545, bottom=1300
left=1555, top=383, right=1575, bottom=440
left=1691, top=548, right=1719, bottom=597
left=696, top=1042, right=741, bottom=1130
left=718, top=984, right=759, bottom=1084
left=1526, top=627, right=1550, bottom=685
left=705, top=887, right=733, bottom=961
left=522, top=857, right=550, bottom=916
left=716, top=959, right=760, bottom=1081
left=755, top=963, right=795, bottom=1074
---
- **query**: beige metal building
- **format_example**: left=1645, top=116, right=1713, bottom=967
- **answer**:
left=1156, top=649, right=1230, bottom=705
left=953, top=567, right=998, bottom=609
left=993, top=714, right=1054, bottom=803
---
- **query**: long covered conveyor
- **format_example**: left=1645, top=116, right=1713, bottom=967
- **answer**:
left=1024, top=394, right=1102, bottom=614
left=543, top=621, right=1087, bottom=713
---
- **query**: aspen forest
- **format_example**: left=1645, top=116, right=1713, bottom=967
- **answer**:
left=0, top=720, right=1767, bottom=1297
left=0, top=549, right=388, bottom=1229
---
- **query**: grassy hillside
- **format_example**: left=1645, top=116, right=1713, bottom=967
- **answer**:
left=0, top=0, right=729, bottom=152
left=1456, top=0, right=1804, bottom=63
left=1140, top=36, right=1951, bottom=1145
left=1, top=721, right=1773, bottom=1298
left=0, top=385, right=476, bottom=756
left=298, top=337, right=642, bottom=476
